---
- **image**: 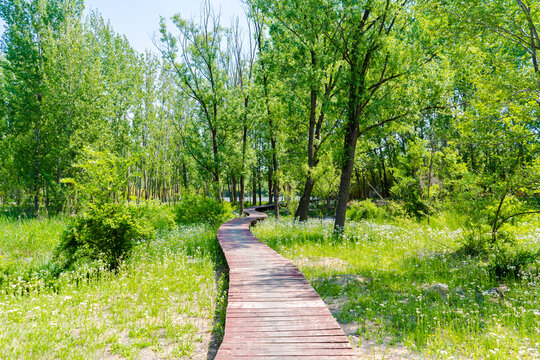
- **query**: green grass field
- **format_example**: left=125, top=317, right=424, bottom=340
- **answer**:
left=253, top=215, right=540, bottom=359
left=2, top=209, right=539, bottom=359
left=0, top=216, right=224, bottom=359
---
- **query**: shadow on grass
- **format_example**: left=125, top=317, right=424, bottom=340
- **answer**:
left=0, top=205, right=36, bottom=220
left=311, top=250, right=526, bottom=352
left=205, top=238, right=228, bottom=360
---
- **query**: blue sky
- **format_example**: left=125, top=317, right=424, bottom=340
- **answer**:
left=0, top=0, right=249, bottom=53
left=85, top=0, right=249, bottom=53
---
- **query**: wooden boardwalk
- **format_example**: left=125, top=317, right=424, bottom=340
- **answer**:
left=215, top=206, right=355, bottom=359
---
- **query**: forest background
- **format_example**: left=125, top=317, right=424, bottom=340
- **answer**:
left=1, top=1, right=540, bottom=359
left=1, top=0, right=539, bottom=237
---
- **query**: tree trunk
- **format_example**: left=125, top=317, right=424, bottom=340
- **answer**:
left=240, top=175, right=245, bottom=214
left=354, top=168, right=362, bottom=199
left=231, top=175, right=237, bottom=206
left=334, top=47, right=364, bottom=233
left=33, top=99, right=42, bottom=215
left=334, top=117, right=359, bottom=232
left=162, top=180, right=167, bottom=203
left=252, top=170, right=257, bottom=206
left=363, top=174, right=367, bottom=199
left=268, top=168, right=273, bottom=204
left=239, top=124, right=248, bottom=214
left=211, top=129, right=221, bottom=201
left=427, top=133, right=435, bottom=225
left=380, top=152, right=388, bottom=197
left=296, top=174, right=315, bottom=221
left=272, top=142, right=279, bottom=219
left=182, top=162, right=188, bottom=189
left=258, top=169, right=262, bottom=206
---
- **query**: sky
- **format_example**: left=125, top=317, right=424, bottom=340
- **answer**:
left=0, top=0, right=249, bottom=54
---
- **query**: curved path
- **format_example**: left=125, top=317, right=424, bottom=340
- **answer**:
left=215, top=206, right=355, bottom=359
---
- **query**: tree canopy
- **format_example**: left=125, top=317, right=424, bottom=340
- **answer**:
left=0, top=0, right=538, bottom=240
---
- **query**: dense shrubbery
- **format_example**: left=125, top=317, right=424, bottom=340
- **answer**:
left=347, top=199, right=406, bottom=221
left=128, top=201, right=176, bottom=232
left=458, top=228, right=540, bottom=280
left=55, top=204, right=154, bottom=271
left=174, top=195, right=233, bottom=226
left=458, top=228, right=492, bottom=257
left=347, top=199, right=382, bottom=220
left=488, top=243, right=540, bottom=280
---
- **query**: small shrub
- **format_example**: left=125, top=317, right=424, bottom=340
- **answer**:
left=487, top=240, right=539, bottom=280
left=458, top=229, right=491, bottom=257
left=390, top=176, right=428, bottom=218
left=128, top=201, right=175, bottom=232
left=347, top=199, right=384, bottom=221
left=55, top=203, right=154, bottom=271
left=383, top=200, right=408, bottom=218
left=174, top=195, right=233, bottom=226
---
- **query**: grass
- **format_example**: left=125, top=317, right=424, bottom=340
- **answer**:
left=252, top=215, right=540, bottom=359
left=0, top=216, right=66, bottom=273
left=0, top=214, right=225, bottom=359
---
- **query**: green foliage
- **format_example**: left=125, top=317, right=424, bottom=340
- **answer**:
left=64, top=148, right=132, bottom=207
left=487, top=236, right=540, bottom=281
left=127, top=201, right=176, bottom=232
left=347, top=199, right=407, bottom=222
left=390, top=176, right=429, bottom=218
left=457, top=228, right=540, bottom=280
left=457, top=228, right=491, bottom=257
left=347, top=199, right=383, bottom=221
left=55, top=204, right=153, bottom=271
left=174, top=195, right=233, bottom=227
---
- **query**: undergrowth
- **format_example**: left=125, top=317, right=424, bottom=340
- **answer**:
left=0, top=211, right=224, bottom=359
left=253, top=215, right=540, bottom=359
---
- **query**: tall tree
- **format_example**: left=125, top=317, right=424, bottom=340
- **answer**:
left=250, top=0, right=343, bottom=221
left=159, top=0, right=230, bottom=200
left=0, top=0, right=84, bottom=213
left=329, top=0, right=435, bottom=233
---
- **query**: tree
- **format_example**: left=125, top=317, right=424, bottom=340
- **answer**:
left=249, top=0, right=343, bottom=221
left=0, top=0, right=84, bottom=214
left=428, top=0, right=540, bottom=241
left=226, top=15, right=259, bottom=214
left=328, top=0, right=436, bottom=233
left=159, top=0, right=230, bottom=201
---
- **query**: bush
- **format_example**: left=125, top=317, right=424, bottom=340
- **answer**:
left=128, top=201, right=176, bottom=232
left=390, top=176, right=428, bottom=218
left=487, top=239, right=539, bottom=280
left=174, top=195, right=233, bottom=226
left=347, top=199, right=383, bottom=221
left=347, top=199, right=407, bottom=222
left=55, top=203, right=153, bottom=271
left=458, top=228, right=491, bottom=257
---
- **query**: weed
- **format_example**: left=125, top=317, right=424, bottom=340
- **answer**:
left=253, top=216, right=540, bottom=359
left=0, top=217, right=221, bottom=359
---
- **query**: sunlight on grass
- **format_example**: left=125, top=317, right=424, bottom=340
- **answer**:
left=0, top=216, right=65, bottom=272
left=0, top=221, right=222, bottom=359
left=253, top=217, right=540, bottom=359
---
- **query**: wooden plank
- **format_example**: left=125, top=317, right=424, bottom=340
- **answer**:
left=217, top=348, right=356, bottom=356
left=219, top=343, right=353, bottom=350
left=215, top=206, right=355, bottom=358
left=216, top=356, right=356, bottom=360
left=222, top=335, right=350, bottom=343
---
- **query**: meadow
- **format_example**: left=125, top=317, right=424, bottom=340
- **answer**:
left=253, top=214, right=540, bottom=359
left=1, top=203, right=539, bottom=359
left=0, top=214, right=225, bottom=360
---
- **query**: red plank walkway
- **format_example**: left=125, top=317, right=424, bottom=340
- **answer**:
left=215, top=205, right=355, bottom=359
